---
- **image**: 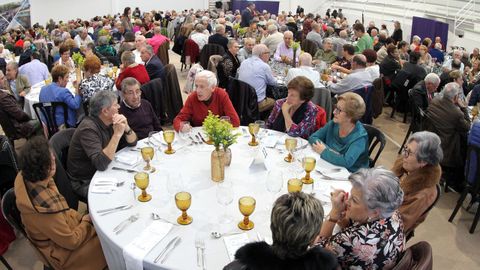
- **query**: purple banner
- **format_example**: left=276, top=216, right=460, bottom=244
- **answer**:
left=411, top=16, right=449, bottom=49
left=231, top=0, right=279, bottom=15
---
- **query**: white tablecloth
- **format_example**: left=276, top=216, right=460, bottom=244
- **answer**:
left=88, top=127, right=352, bottom=270
left=24, top=81, right=77, bottom=120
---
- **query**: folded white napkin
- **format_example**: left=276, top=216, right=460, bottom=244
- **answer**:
left=90, top=177, right=120, bottom=194
left=262, top=135, right=278, bottom=148
left=123, top=220, right=173, bottom=270
left=224, top=233, right=250, bottom=262
left=115, top=152, right=139, bottom=166
left=90, top=186, right=115, bottom=194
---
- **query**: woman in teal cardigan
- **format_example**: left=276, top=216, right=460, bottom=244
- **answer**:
left=308, top=92, right=369, bottom=172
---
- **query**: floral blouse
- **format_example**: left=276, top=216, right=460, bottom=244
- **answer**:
left=79, top=74, right=114, bottom=103
left=320, top=211, right=405, bottom=270
left=266, top=99, right=319, bottom=139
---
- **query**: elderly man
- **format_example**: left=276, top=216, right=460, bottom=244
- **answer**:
left=273, top=31, right=300, bottom=65
left=327, top=54, right=373, bottom=94
left=140, top=45, right=164, bottom=80
left=425, top=82, right=470, bottom=192
left=67, top=90, right=137, bottom=200
left=18, top=52, right=49, bottom=85
left=443, top=49, right=465, bottom=73
left=306, top=23, right=323, bottom=48
left=208, top=24, right=229, bottom=51
left=285, top=53, right=323, bottom=88
left=133, top=35, right=146, bottom=63
left=217, top=17, right=233, bottom=37
left=238, top=37, right=255, bottom=62
left=331, top=30, right=348, bottom=58
left=353, top=23, right=373, bottom=54
left=190, top=24, right=209, bottom=50
left=238, top=44, right=277, bottom=112
left=74, top=27, right=93, bottom=48
left=411, top=73, right=440, bottom=111
left=147, top=26, right=169, bottom=54
left=4, top=62, right=30, bottom=103
left=119, top=77, right=161, bottom=140
left=115, top=51, right=150, bottom=89
left=262, top=24, right=284, bottom=56
left=314, top=38, right=337, bottom=64
left=173, top=70, right=239, bottom=131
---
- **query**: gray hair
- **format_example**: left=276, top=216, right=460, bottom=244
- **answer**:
left=267, top=24, right=277, bottom=33
left=299, top=53, right=312, bottom=66
left=412, top=35, right=421, bottom=42
left=339, top=30, right=348, bottom=38
left=89, top=90, right=118, bottom=117
left=349, top=167, right=404, bottom=219
left=97, top=35, right=109, bottom=46
left=407, top=131, right=443, bottom=165
left=227, top=39, right=238, bottom=49
left=142, top=44, right=154, bottom=56
left=6, top=61, right=18, bottom=71
left=215, top=24, right=225, bottom=33
left=252, top=44, right=269, bottom=57
left=443, top=82, right=460, bottom=100
left=270, top=192, right=324, bottom=259
left=195, top=23, right=205, bottom=32
left=121, top=77, right=141, bottom=92
left=283, top=31, right=293, bottom=38
left=424, top=73, right=440, bottom=85
left=195, top=70, right=217, bottom=88
left=121, top=51, right=136, bottom=65
left=323, top=38, right=332, bottom=44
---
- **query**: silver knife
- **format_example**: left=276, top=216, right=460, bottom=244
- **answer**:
left=112, top=167, right=138, bottom=173
left=97, top=205, right=128, bottom=213
left=154, top=236, right=179, bottom=263
left=294, top=143, right=309, bottom=152
left=160, top=237, right=182, bottom=264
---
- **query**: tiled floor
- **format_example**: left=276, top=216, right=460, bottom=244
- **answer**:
left=1, top=49, right=480, bottom=270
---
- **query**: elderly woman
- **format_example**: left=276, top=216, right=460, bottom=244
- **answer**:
left=95, top=35, right=116, bottom=57
left=308, top=92, right=369, bottom=172
left=217, top=39, right=240, bottom=89
left=14, top=136, right=107, bottom=270
left=392, top=131, right=443, bottom=235
left=54, top=44, right=75, bottom=71
left=224, top=192, right=338, bottom=270
left=78, top=55, right=114, bottom=104
left=319, top=168, right=405, bottom=269
left=115, top=51, right=150, bottom=89
left=173, top=70, right=240, bottom=131
left=267, top=76, right=325, bottom=139
left=419, top=45, right=432, bottom=68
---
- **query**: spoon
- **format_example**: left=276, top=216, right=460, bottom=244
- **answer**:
left=210, top=231, right=242, bottom=239
left=151, top=213, right=177, bottom=226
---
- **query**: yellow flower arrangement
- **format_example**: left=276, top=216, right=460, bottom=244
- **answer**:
left=202, top=111, right=240, bottom=150
left=72, top=52, right=85, bottom=68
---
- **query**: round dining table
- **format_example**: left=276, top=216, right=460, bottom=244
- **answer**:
left=88, top=127, right=352, bottom=270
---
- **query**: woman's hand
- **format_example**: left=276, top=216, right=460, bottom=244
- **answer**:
left=330, top=189, right=348, bottom=219
left=281, top=101, right=292, bottom=115
left=312, top=141, right=326, bottom=154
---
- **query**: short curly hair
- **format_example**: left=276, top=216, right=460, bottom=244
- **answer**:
left=287, top=76, right=314, bottom=101
left=337, top=92, right=366, bottom=122
left=83, top=55, right=101, bottom=74
left=20, top=136, right=53, bottom=183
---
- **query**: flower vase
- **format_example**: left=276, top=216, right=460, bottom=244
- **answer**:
left=224, top=147, right=232, bottom=166
left=211, top=147, right=225, bottom=182
left=75, top=67, right=82, bottom=81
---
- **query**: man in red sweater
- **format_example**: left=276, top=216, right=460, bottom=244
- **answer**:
left=115, top=51, right=150, bottom=89
left=173, top=70, right=240, bottom=131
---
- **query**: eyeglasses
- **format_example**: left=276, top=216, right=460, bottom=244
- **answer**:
left=333, top=106, right=344, bottom=114
left=402, top=146, right=415, bottom=158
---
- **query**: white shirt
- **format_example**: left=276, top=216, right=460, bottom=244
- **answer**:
left=132, top=49, right=143, bottom=64
left=285, top=66, right=324, bottom=88
left=328, top=68, right=373, bottom=94
left=74, top=34, right=93, bottom=48
left=190, top=32, right=209, bottom=50
left=0, top=48, right=11, bottom=59
left=365, top=65, right=380, bottom=81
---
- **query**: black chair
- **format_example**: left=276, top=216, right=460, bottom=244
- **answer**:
left=0, top=136, right=18, bottom=197
left=300, top=39, right=319, bottom=57
left=311, top=87, right=332, bottom=122
left=162, top=64, right=184, bottom=123
left=227, top=77, right=259, bottom=126
left=363, top=124, right=386, bottom=167
left=1, top=189, right=53, bottom=270
left=398, top=91, right=427, bottom=154
left=448, top=145, right=480, bottom=233
left=406, top=184, right=441, bottom=241
left=33, top=102, right=70, bottom=139
left=199, top=44, right=225, bottom=70
left=390, top=69, right=418, bottom=123
left=141, top=78, right=169, bottom=124
left=352, top=85, right=374, bottom=124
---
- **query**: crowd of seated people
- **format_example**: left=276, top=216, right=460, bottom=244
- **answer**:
left=1, top=4, right=480, bottom=270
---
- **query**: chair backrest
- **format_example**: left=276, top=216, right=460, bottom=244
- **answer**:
left=465, top=145, right=480, bottom=187
left=140, top=78, right=168, bottom=123
left=207, top=54, right=223, bottom=74
left=162, top=64, right=184, bottom=123
left=371, top=77, right=384, bottom=118
left=362, top=124, right=386, bottom=167
left=157, top=41, right=170, bottom=65
left=352, top=85, right=374, bottom=124
left=182, top=39, right=200, bottom=64
left=300, top=39, right=319, bottom=57
left=199, top=43, right=225, bottom=69
left=0, top=136, right=18, bottom=196
left=227, top=77, right=259, bottom=126
left=392, top=241, right=433, bottom=270
left=49, top=128, right=76, bottom=170
left=33, top=102, right=69, bottom=139
left=311, top=87, right=332, bottom=121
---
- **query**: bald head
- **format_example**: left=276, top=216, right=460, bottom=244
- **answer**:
left=352, top=54, right=367, bottom=69
left=299, top=53, right=312, bottom=67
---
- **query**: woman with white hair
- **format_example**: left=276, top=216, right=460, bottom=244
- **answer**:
left=318, top=167, right=405, bottom=269
left=173, top=70, right=240, bottom=131
left=392, top=131, right=443, bottom=236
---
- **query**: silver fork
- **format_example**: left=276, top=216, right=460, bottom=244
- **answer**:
left=194, top=237, right=203, bottom=267
left=95, top=181, right=125, bottom=187
left=188, top=135, right=198, bottom=145
left=113, top=214, right=139, bottom=234
left=195, top=238, right=206, bottom=269
left=195, top=134, right=204, bottom=144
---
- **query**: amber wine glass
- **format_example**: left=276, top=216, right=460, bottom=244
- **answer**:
left=238, top=196, right=256, bottom=230
left=163, top=130, right=176, bottom=154
left=134, top=172, right=151, bottom=202
left=112, top=66, right=118, bottom=78
left=248, top=123, right=260, bottom=146
left=175, top=192, right=192, bottom=225
left=301, top=157, right=316, bottom=184
left=141, top=147, right=154, bottom=171
left=284, top=138, right=297, bottom=162
left=287, top=178, right=303, bottom=193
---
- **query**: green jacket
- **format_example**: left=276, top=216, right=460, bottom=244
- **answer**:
left=355, top=33, right=373, bottom=54
left=314, top=49, right=337, bottom=64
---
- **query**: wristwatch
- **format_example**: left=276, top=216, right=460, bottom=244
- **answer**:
left=125, top=128, right=133, bottom=135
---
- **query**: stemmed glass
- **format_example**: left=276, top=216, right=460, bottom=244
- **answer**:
left=255, top=120, right=266, bottom=139
left=175, top=191, right=193, bottom=225
left=134, top=172, right=151, bottom=202
left=163, top=130, right=176, bottom=154
left=141, top=147, right=155, bottom=172
left=220, top=116, right=231, bottom=124
left=284, top=137, right=297, bottom=162
left=301, top=157, right=316, bottom=184
left=287, top=178, right=303, bottom=193
left=248, top=123, right=260, bottom=146
left=217, top=181, right=234, bottom=224
left=148, top=131, right=161, bottom=152
left=265, top=170, right=283, bottom=212
left=238, top=196, right=256, bottom=230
